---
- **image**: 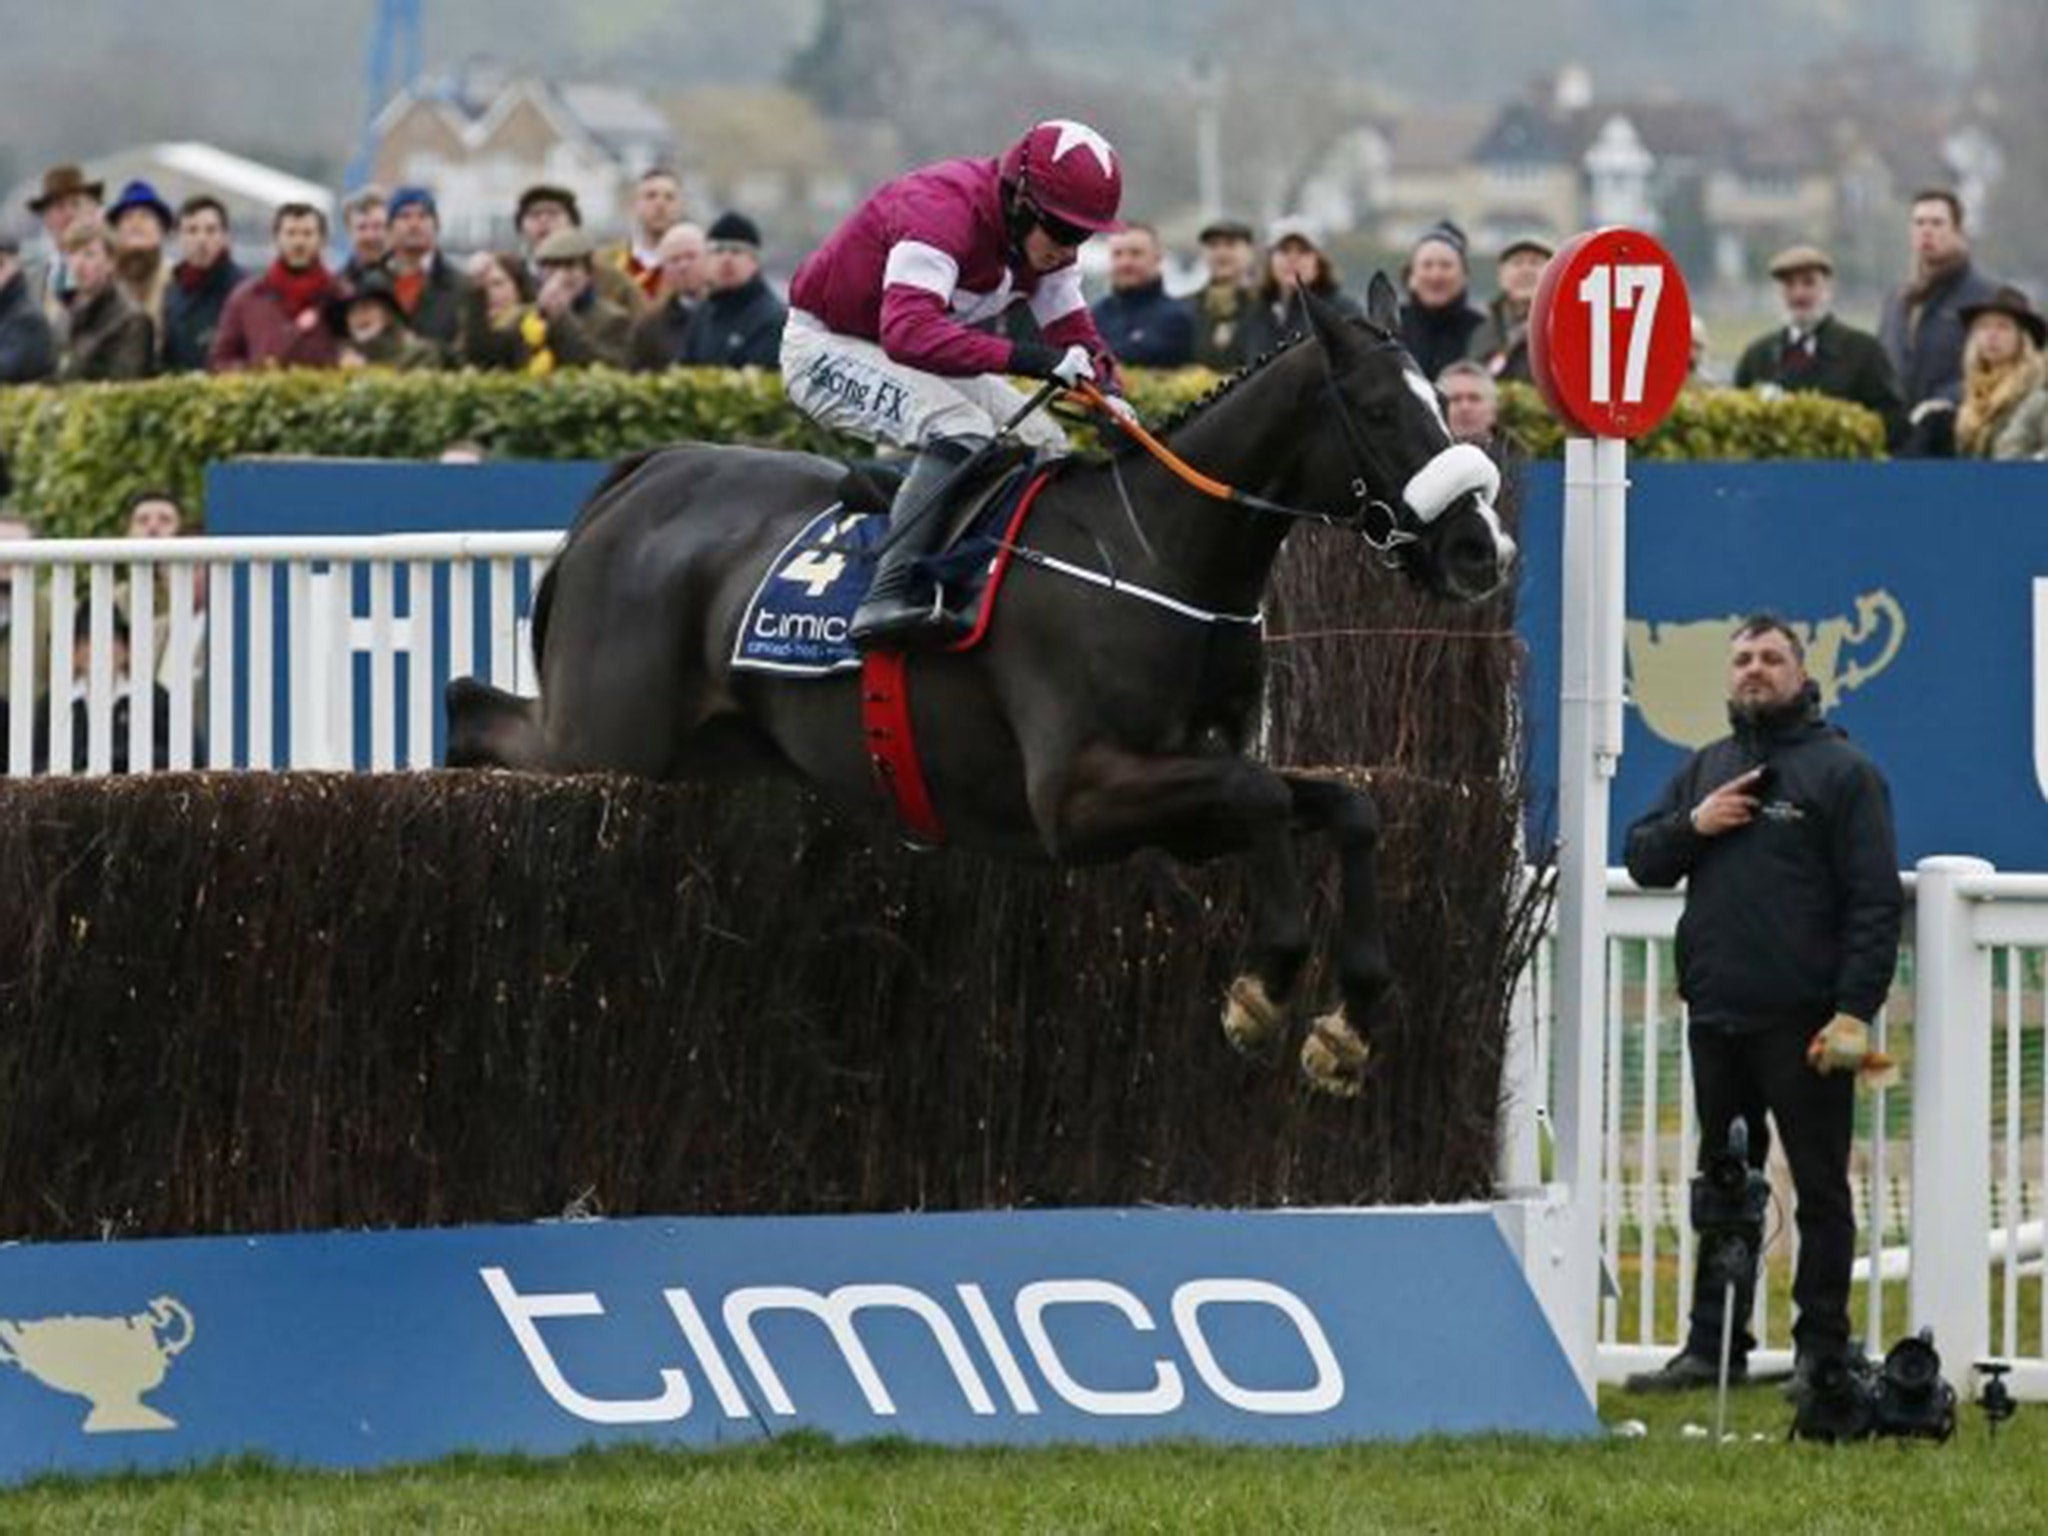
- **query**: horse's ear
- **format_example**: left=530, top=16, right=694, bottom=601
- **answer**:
left=1296, top=281, right=1331, bottom=335
left=1365, top=271, right=1401, bottom=335
left=1364, top=271, right=1400, bottom=329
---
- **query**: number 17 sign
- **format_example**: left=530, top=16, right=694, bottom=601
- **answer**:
left=1528, top=227, right=1691, bottom=439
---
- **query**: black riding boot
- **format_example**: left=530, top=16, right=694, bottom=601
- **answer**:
left=849, top=434, right=988, bottom=647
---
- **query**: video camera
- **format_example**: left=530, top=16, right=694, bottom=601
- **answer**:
left=1790, top=1328, right=1958, bottom=1444
left=1874, top=1329, right=1957, bottom=1442
left=1692, top=1116, right=1770, bottom=1293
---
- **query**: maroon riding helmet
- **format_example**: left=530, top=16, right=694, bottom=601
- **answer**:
left=1000, top=119, right=1124, bottom=237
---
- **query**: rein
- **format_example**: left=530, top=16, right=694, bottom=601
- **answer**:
left=1071, top=370, right=1416, bottom=559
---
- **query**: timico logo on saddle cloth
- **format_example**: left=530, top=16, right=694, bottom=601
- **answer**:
left=730, top=469, right=1050, bottom=677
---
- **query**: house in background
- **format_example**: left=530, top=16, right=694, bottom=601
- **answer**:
left=366, top=66, right=675, bottom=248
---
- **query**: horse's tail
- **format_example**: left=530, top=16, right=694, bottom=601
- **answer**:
left=532, top=447, right=666, bottom=668
left=445, top=676, right=547, bottom=769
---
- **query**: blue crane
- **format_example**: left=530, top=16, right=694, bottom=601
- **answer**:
left=345, top=0, right=424, bottom=193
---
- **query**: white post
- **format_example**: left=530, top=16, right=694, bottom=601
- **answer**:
left=1910, top=854, right=1993, bottom=1389
left=1550, top=436, right=1628, bottom=1395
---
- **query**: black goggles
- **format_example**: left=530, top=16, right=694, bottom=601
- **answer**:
left=1033, top=208, right=1096, bottom=249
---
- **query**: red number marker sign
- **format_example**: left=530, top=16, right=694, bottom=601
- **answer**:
left=1528, top=228, right=1692, bottom=439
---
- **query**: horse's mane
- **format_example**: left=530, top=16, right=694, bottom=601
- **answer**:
left=1122, top=328, right=1314, bottom=451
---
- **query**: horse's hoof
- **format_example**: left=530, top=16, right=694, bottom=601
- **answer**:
left=1221, top=975, right=1288, bottom=1059
left=1300, top=1009, right=1370, bottom=1098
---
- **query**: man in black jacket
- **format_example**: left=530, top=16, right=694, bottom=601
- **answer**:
left=1735, top=245, right=1904, bottom=448
left=379, top=185, right=471, bottom=358
left=1398, top=220, right=1485, bottom=383
left=1091, top=222, right=1193, bottom=367
left=1623, top=614, right=1901, bottom=1393
left=161, top=196, right=247, bottom=373
left=1878, top=189, right=1999, bottom=455
left=681, top=213, right=785, bottom=369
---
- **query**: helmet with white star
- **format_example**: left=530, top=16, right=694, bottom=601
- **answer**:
left=1000, top=119, right=1123, bottom=235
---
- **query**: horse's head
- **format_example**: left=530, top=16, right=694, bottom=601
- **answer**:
left=1298, top=277, right=1516, bottom=603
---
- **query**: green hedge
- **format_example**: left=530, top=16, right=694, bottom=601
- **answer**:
left=0, top=365, right=1883, bottom=537
left=1497, top=379, right=1887, bottom=461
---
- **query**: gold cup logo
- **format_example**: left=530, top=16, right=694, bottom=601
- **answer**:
left=1626, top=591, right=1906, bottom=749
left=0, top=1296, right=195, bottom=1433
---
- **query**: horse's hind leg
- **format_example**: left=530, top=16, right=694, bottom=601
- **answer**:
left=446, top=677, right=550, bottom=770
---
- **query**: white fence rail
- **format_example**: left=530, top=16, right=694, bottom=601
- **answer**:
left=1507, top=865, right=2048, bottom=1397
left=3, top=533, right=559, bottom=776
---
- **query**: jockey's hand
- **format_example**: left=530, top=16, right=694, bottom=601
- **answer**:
left=1052, top=344, right=1096, bottom=386
left=1101, top=393, right=1140, bottom=428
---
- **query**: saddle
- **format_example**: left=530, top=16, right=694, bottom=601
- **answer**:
left=729, top=454, right=1050, bottom=680
left=834, top=441, right=1037, bottom=559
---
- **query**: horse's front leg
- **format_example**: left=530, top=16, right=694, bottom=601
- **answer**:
left=1033, top=745, right=1312, bottom=1064
left=1277, top=773, right=1390, bottom=1098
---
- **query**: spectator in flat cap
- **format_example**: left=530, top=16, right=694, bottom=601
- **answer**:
left=377, top=185, right=471, bottom=358
left=329, top=270, right=440, bottom=372
left=627, top=221, right=707, bottom=372
left=513, top=183, right=642, bottom=315
left=680, top=212, right=785, bottom=369
left=55, top=219, right=154, bottom=381
left=0, top=234, right=58, bottom=383
left=25, top=163, right=104, bottom=319
left=1237, top=217, right=1362, bottom=360
left=340, top=188, right=389, bottom=289
left=1734, top=244, right=1903, bottom=447
left=1191, top=216, right=1256, bottom=371
left=1955, top=286, right=2047, bottom=460
left=106, top=179, right=175, bottom=342
left=1470, top=234, right=1552, bottom=383
left=1091, top=221, right=1193, bottom=368
left=161, top=195, right=247, bottom=373
left=531, top=227, right=633, bottom=368
left=1399, top=220, right=1485, bottom=383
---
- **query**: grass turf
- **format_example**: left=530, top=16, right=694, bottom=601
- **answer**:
left=2, top=1386, right=2040, bottom=1534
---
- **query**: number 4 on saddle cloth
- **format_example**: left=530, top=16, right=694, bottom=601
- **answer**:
left=730, top=452, right=1052, bottom=676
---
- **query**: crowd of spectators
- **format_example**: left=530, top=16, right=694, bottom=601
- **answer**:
left=4, top=155, right=2045, bottom=463
left=0, top=162, right=790, bottom=385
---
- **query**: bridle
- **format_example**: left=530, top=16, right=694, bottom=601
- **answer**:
left=1074, top=342, right=1418, bottom=563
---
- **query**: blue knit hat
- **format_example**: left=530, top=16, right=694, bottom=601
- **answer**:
left=387, top=185, right=438, bottom=221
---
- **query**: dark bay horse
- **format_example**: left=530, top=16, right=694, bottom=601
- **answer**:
left=448, top=278, right=1514, bottom=1095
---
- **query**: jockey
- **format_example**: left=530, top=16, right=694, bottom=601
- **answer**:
left=783, top=118, right=1133, bottom=645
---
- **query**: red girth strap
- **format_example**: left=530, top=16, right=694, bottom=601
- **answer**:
left=861, top=649, right=945, bottom=846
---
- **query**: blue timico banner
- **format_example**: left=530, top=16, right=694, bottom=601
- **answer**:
left=208, top=457, right=2048, bottom=866
left=1517, top=461, right=2048, bottom=869
left=0, top=1208, right=1591, bottom=1480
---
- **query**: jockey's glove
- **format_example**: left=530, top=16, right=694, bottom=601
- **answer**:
left=1051, top=344, right=1097, bottom=385
left=1806, top=1012, right=1899, bottom=1090
left=1012, top=341, right=1098, bottom=387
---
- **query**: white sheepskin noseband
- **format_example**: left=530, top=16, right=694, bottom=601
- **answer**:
left=1401, top=443, right=1501, bottom=525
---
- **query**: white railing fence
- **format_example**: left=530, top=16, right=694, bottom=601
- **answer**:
left=1506, top=864, right=2048, bottom=1398
left=3, top=534, right=559, bottom=776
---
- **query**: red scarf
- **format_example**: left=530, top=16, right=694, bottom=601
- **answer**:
left=264, top=258, right=333, bottom=318
left=174, top=260, right=220, bottom=294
